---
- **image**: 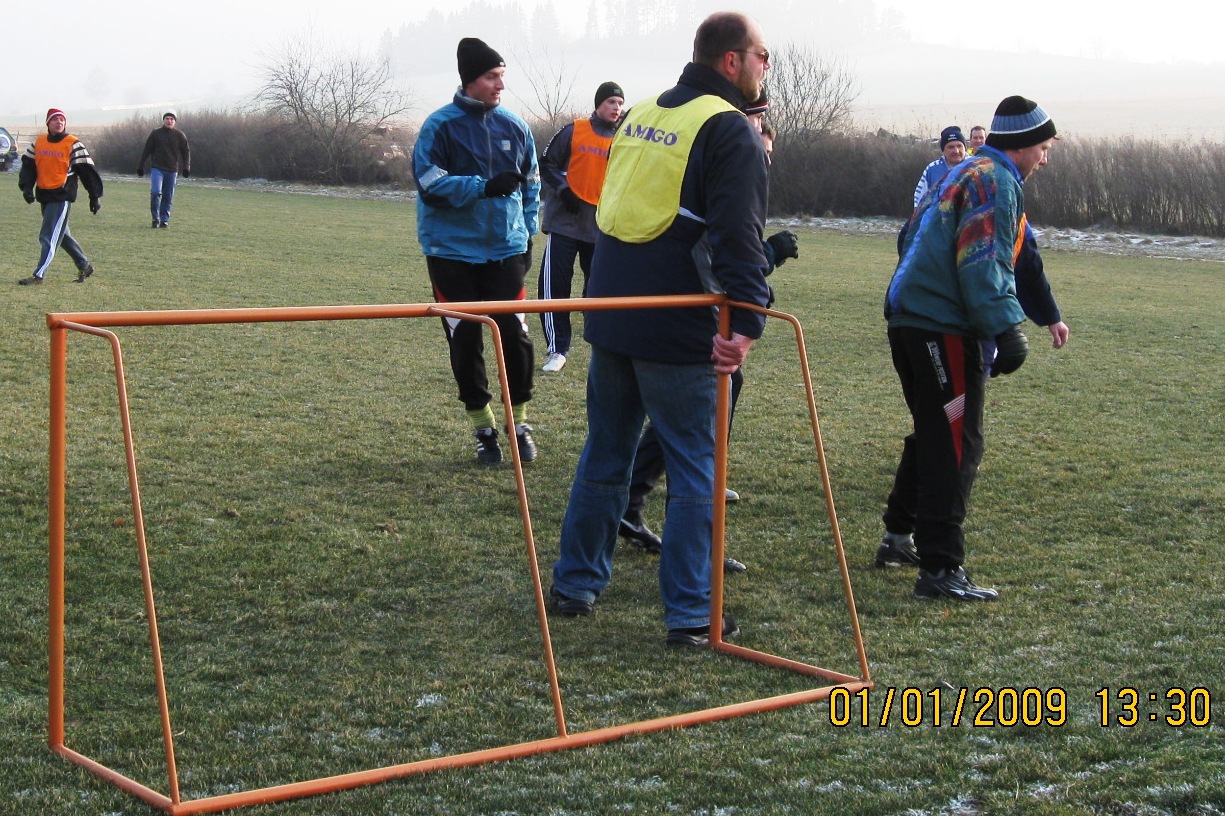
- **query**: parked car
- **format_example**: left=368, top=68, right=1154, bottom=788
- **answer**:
left=0, top=127, right=18, bottom=172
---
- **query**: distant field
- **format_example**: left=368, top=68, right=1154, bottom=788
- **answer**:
left=1, top=180, right=1221, bottom=815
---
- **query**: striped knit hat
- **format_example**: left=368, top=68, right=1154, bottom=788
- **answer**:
left=46, top=108, right=66, bottom=125
left=742, top=85, right=769, bottom=116
left=985, top=96, right=1057, bottom=150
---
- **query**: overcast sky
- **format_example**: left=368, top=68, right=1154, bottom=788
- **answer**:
left=4, top=0, right=1220, bottom=130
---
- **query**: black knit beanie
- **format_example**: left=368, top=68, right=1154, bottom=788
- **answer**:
left=457, top=38, right=505, bottom=87
left=594, top=81, right=624, bottom=108
left=984, top=95, right=1057, bottom=150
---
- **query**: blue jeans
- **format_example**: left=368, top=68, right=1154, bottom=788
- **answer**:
left=149, top=168, right=178, bottom=225
left=34, top=200, right=89, bottom=279
left=552, top=345, right=717, bottom=630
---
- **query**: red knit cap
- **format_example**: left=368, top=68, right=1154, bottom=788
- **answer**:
left=46, top=108, right=66, bottom=125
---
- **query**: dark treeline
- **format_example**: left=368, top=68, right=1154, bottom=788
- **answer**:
left=92, top=109, right=412, bottom=186
left=93, top=113, right=1225, bottom=237
left=771, top=133, right=1225, bottom=236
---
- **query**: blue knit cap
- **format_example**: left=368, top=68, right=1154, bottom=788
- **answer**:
left=939, top=125, right=966, bottom=150
left=985, top=96, right=1057, bottom=150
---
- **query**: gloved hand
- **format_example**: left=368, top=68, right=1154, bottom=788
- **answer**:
left=558, top=187, right=582, bottom=214
left=23, top=189, right=36, bottom=204
left=765, top=230, right=799, bottom=268
left=89, top=198, right=102, bottom=215
left=136, top=167, right=144, bottom=177
left=484, top=171, right=526, bottom=198
left=182, top=168, right=190, bottom=178
left=525, top=238, right=534, bottom=269
left=991, top=324, right=1029, bottom=377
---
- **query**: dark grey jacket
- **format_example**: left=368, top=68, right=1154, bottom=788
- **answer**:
left=539, top=112, right=618, bottom=244
left=138, top=126, right=190, bottom=174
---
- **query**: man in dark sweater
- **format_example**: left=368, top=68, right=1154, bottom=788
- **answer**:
left=136, top=110, right=191, bottom=228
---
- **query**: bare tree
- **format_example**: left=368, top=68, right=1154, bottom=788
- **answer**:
left=254, top=32, right=413, bottom=183
left=512, top=44, right=582, bottom=133
left=767, top=42, right=860, bottom=140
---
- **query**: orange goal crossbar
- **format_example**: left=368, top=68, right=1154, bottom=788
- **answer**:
left=45, top=295, right=871, bottom=815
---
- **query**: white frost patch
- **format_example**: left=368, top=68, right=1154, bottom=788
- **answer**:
left=415, top=693, right=446, bottom=707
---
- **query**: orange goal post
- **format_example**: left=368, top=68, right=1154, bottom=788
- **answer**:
left=45, top=294, right=872, bottom=814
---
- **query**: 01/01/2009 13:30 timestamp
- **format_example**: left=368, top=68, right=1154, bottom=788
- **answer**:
left=826, top=686, right=1213, bottom=728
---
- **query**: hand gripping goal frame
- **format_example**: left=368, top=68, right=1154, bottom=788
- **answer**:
left=45, top=294, right=872, bottom=814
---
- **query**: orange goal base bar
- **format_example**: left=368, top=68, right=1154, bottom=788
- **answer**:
left=46, top=295, right=872, bottom=815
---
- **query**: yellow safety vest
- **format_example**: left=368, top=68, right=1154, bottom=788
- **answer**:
left=597, top=95, right=739, bottom=243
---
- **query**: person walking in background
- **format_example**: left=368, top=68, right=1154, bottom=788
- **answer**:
left=412, top=37, right=540, bottom=466
left=968, top=124, right=988, bottom=153
left=880, top=95, right=1058, bottom=601
left=536, top=81, right=625, bottom=374
left=912, top=125, right=967, bottom=207
left=17, top=108, right=103, bottom=286
left=550, top=11, right=772, bottom=647
left=136, top=110, right=190, bottom=228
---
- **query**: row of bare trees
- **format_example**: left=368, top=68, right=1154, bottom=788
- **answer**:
left=1029, top=137, right=1225, bottom=235
left=88, top=30, right=1225, bottom=237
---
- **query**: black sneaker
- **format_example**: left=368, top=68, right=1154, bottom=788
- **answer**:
left=914, top=567, right=999, bottom=601
left=549, top=585, right=593, bottom=617
left=159, top=222, right=168, bottom=228
left=474, top=427, right=502, bottom=465
left=152, top=220, right=160, bottom=229
left=723, top=555, right=747, bottom=573
left=875, top=532, right=920, bottom=568
left=73, top=263, right=95, bottom=283
left=666, top=615, right=739, bottom=648
left=18, top=275, right=43, bottom=286
left=618, top=517, right=662, bottom=554
left=514, top=423, right=537, bottom=463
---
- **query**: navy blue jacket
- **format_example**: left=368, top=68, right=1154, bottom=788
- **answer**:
left=584, top=63, right=771, bottom=364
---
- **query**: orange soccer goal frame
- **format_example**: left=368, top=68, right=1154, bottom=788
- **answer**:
left=45, top=294, right=872, bottom=814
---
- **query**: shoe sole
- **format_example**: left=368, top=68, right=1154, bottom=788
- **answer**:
left=666, top=622, right=740, bottom=648
left=914, top=588, right=999, bottom=601
left=549, top=588, right=593, bottom=616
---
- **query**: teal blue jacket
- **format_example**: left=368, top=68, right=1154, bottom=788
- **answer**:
left=413, top=91, right=540, bottom=263
left=886, top=145, right=1026, bottom=339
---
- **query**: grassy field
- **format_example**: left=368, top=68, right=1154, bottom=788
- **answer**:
left=1, top=179, right=1222, bottom=815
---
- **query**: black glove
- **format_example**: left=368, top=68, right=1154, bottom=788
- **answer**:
left=136, top=167, right=144, bottom=177
left=484, top=171, right=526, bottom=198
left=89, top=198, right=101, bottom=215
left=765, top=230, right=799, bottom=268
left=558, top=187, right=582, bottom=214
left=991, top=324, right=1029, bottom=377
left=182, top=168, right=190, bottom=178
left=23, top=189, right=35, bottom=204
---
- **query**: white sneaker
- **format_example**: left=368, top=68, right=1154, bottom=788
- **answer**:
left=541, top=352, right=567, bottom=373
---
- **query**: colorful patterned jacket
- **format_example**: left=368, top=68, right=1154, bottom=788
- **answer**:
left=886, top=145, right=1026, bottom=339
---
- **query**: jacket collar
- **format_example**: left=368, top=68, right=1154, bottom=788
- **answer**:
left=973, top=144, right=1024, bottom=184
left=453, top=88, right=493, bottom=115
left=677, top=62, right=749, bottom=110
